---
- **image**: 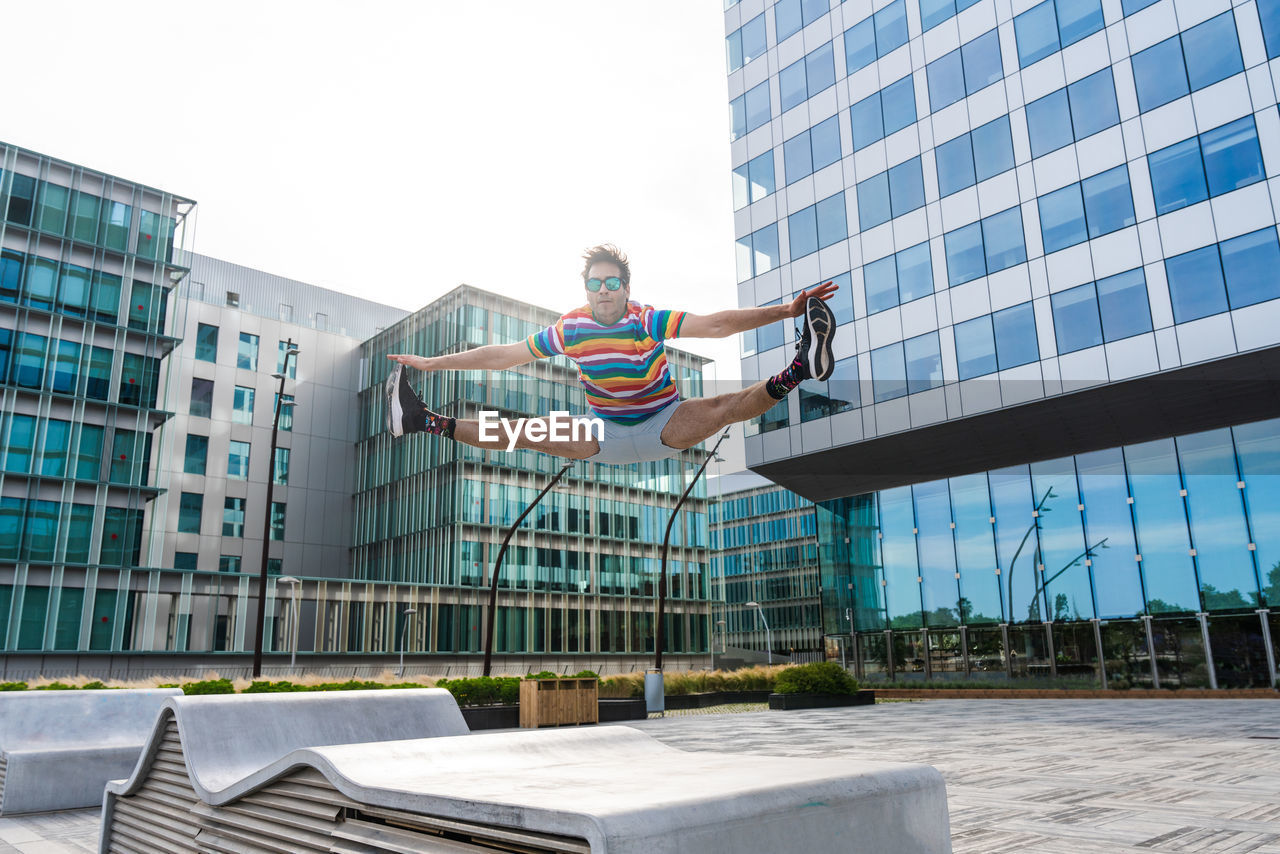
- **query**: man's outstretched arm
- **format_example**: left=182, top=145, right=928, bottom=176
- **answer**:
left=386, top=340, right=536, bottom=372
left=678, top=281, right=838, bottom=338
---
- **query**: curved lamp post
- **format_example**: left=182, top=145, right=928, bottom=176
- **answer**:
left=745, top=600, right=772, bottom=665
left=252, top=339, right=298, bottom=678
left=398, top=608, right=417, bottom=678
left=482, top=462, right=575, bottom=677
left=655, top=429, right=731, bottom=671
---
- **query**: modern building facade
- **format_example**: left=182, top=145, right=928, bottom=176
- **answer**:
left=725, top=0, right=1280, bottom=686
left=711, top=471, right=822, bottom=658
left=356, top=285, right=714, bottom=673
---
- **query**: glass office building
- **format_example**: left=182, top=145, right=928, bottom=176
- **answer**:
left=725, top=0, right=1280, bottom=686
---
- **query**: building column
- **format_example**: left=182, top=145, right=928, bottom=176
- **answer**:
left=959, top=625, right=969, bottom=677
left=999, top=623, right=1011, bottom=680
left=921, top=626, right=932, bottom=680
left=1196, top=612, right=1218, bottom=690
left=1140, top=615, right=1160, bottom=689
left=1090, top=618, right=1108, bottom=690
left=884, top=629, right=895, bottom=681
left=1259, top=609, right=1277, bottom=687
left=1044, top=622, right=1057, bottom=680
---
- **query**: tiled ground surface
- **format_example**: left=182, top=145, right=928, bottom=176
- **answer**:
left=1, top=699, right=1275, bottom=853
left=624, top=699, right=1280, bottom=853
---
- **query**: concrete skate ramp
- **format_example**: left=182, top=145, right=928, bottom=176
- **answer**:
left=0, top=688, right=181, bottom=815
left=101, top=690, right=951, bottom=853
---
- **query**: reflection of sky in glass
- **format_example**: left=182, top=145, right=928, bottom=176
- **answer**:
left=1076, top=448, right=1144, bottom=618
left=951, top=473, right=1004, bottom=623
left=914, top=479, right=959, bottom=626
left=1031, top=457, right=1095, bottom=621
left=990, top=466, right=1041, bottom=622
left=1177, top=429, right=1258, bottom=608
left=1126, top=439, right=1199, bottom=612
left=880, top=486, right=922, bottom=626
left=1233, top=419, right=1280, bottom=606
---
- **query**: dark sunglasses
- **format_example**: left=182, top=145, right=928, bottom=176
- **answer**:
left=586, top=276, right=624, bottom=292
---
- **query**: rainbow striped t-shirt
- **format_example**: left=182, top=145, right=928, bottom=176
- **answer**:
left=525, top=301, right=688, bottom=425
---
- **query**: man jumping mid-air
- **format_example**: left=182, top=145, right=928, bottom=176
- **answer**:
left=385, top=244, right=837, bottom=465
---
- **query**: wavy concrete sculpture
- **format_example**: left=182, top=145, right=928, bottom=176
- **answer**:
left=101, top=689, right=951, bottom=853
left=0, top=688, right=181, bottom=815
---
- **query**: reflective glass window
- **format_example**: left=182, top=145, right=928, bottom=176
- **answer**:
left=806, top=42, right=836, bottom=97
left=237, top=332, right=259, bottom=371
left=1076, top=448, right=1145, bottom=618
left=4, top=414, right=36, bottom=473
left=780, top=57, right=808, bottom=112
left=1030, top=457, right=1095, bottom=621
left=233, top=385, right=255, bottom=424
left=944, top=221, right=985, bottom=286
left=1182, top=11, right=1244, bottom=92
left=1126, top=439, right=1199, bottom=612
left=190, top=377, right=214, bottom=418
left=1148, top=137, right=1209, bottom=215
left=731, top=151, right=774, bottom=210
left=972, top=116, right=1014, bottom=182
left=270, top=502, right=286, bottom=541
left=775, top=0, right=803, bottom=41
left=184, top=434, right=208, bottom=475
left=936, top=133, right=976, bottom=197
left=59, top=264, right=91, bottom=317
left=277, top=393, right=294, bottom=432
left=888, top=158, right=925, bottom=217
left=1131, top=36, right=1189, bottom=112
left=195, top=323, right=218, bottom=362
left=6, top=175, right=35, bottom=226
left=882, top=76, right=916, bottom=136
left=1039, top=182, right=1087, bottom=253
left=1057, top=0, right=1103, bottom=45
left=926, top=49, right=965, bottom=111
left=84, top=347, right=111, bottom=401
left=1026, top=89, right=1073, bottom=158
left=1121, top=0, right=1159, bottom=12
left=91, top=272, right=120, bottom=324
left=1052, top=282, right=1103, bottom=354
left=1261, top=0, right=1280, bottom=60
left=71, top=193, right=99, bottom=243
left=178, top=492, right=203, bottom=534
left=276, top=340, right=298, bottom=379
left=815, top=192, right=847, bottom=248
left=990, top=466, right=1040, bottom=623
left=23, top=500, right=59, bottom=563
left=0, top=250, right=21, bottom=304
left=992, top=301, right=1039, bottom=369
left=871, top=342, right=907, bottom=402
left=783, top=132, right=813, bottom=184
left=13, top=333, right=46, bottom=389
left=1014, top=0, right=1059, bottom=67
left=1096, top=268, right=1153, bottom=342
left=864, top=255, right=898, bottom=314
left=223, top=497, right=245, bottom=538
left=1178, top=429, right=1257, bottom=610
left=921, top=0, right=955, bottom=31
left=102, top=201, right=130, bottom=252
left=1200, top=116, right=1265, bottom=198
left=880, top=486, right=923, bottom=627
left=51, top=340, right=79, bottom=395
left=1082, top=165, right=1135, bottom=239
left=915, top=480, right=961, bottom=625
left=1069, top=68, right=1120, bottom=141
left=38, top=183, right=68, bottom=234
left=174, top=552, right=198, bottom=571
left=274, top=446, right=290, bottom=485
left=897, top=242, right=933, bottom=303
left=227, top=440, right=250, bottom=480
left=851, top=90, right=884, bottom=151
left=844, top=17, right=876, bottom=73
left=788, top=205, right=819, bottom=259
left=905, top=332, right=943, bottom=394
left=955, top=315, right=997, bottom=380
left=810, top=115, right=842, bottom=173
left=75, top=424, right=102, bottom=480
left=65, top=504, right=93, bottom=564
left=1165, top=244, right=1228, bottom=323
left=962, top=30, right=1002, bottom=94
left=730, top=81, right=770, bottom=141
left=949, top=473, right=1004, bottom=623
left=26, top=257, right=56, bottom=311
left=875, top=0, right=908, bottom=55
left=982, top=207, right=1027, bottom=274
left=1232, top=419, right=1280, bottom=606
left=857, top=172, right=891, bottom=229
left=727, top=14, right=766, bottom=72
left=1221, top=227, right=1280, bottom=310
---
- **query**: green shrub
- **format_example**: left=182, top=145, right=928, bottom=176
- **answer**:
left=436, top=676, right=519, bottom=706
left=244, top=680, right=304, bottom=693
left=525, top=670, right=560, bottom=680
left=181, top=678, right=235, bottom=695
left=571, top=670, right=599, bottom=680
left=81, top=681, right=108, bottom=690
left=0, top=681, right=28, bottom=691
left=35, top=681, right=75, bottom=690
left=774, top=662, right=858, bottom=696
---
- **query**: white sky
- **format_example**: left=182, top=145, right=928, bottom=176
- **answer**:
left=6, top=0, right=756, bottom=469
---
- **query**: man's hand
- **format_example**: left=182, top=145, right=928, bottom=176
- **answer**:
left=387, top=353, right=432, bottom=371
left=784, top=280, right=838, bottom=318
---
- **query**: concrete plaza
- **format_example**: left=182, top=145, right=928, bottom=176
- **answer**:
left=1, top=698, right=1276, bottom=853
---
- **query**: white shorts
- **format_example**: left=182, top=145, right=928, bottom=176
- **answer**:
left=580, top=401, right=685, bottom=465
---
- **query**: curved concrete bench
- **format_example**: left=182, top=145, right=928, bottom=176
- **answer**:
left=101, top=689, right=950, bottom=853
left=0, top=688, right=181, bottom=815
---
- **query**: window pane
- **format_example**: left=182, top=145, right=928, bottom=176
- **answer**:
left=26, top=257, right=56, bottom=310
left=780, top=58, right=808, bottom=112
left=747, top=152, right=775, bottom=202
left=75, top=424, right=102, bottom=480
left=51, top=340, right=79, bottom=395
left=904, top=332, right=943, bottom=394
left=1200, top=116, right=1265, bottom=198
left=179, top=493, right=203, bottom=534
left=192, top=324, right=218, bottom=362
left=1165, top=244, right=1228, bottom=323
left=1081, top=165, right=1135, bottom=239
left=871, top=342, right=908, bottom=402
left=1148, top=138, right=1209, bottom=215
left=1178, top=428, right=1257, bottom=609
left=801, top=0, right=828, bottom=26
left=788, top=206, right=819, bottom=259
left=1096, top=268, right=1153, bottom=341
left=38, top=183, right=68, bottom=234
left=191, top=377, right=214, bottom=418
left=745, top=82, right=771, bottom=133
left=91, top=272, right=120, bottom=323
left=783, top=131, right=814, bottom=184
left=815, top=192, right=847, bottom=248
left=184, top=434, right=208, bottom=475
left=805, top=43, right=836, bottom=96
left=921, top=0, right=956, bottom=31
left=972, top=116, right=1014, bottom=182
left=896, top=242, right=934, bottom=303
left=1057, top=0, right=1103, bottom=46
left=1026, top=89, right=1073, bottom=158
left=1182, top=11, right=1244, bottom=92
left=6, top=174, right=34, bottom=226
left=1131, top=37, right=1189, bottom=112
left=270, top=502, right=286, bottom=541
left=278, top=393, right=294, bottom=432
left=888, top=158, right=925, bottom=216
left=945, top=221, right=986, bottom=286
left=857, top=172, right=891, bottom=229
left=223, top=497, right=245, bottom=538
left=845, top=18, right=876, bottom=73
left=955, top=315, right=998, bottom=379
left=775, top=0, right=802, bottom=42
left=0, top=250, right=22, bottom=304
left=227, top=440, right=251, bottom=480
left=736, top=234, right=752, bottom=282
left=1014, top=1, right=1059, bottom=67
left=237, top=332, right=259, bottom=371
left=4, top=414, right=36, bottom=473
left=1126, top=439, right=1199, bottom=613
left=1068, top=68, right=1119, bottom=140
left=864, top=255, right=899, bottom=313
left=881, top=76, right=917, bottom=136
left=875, top=1, right=908, bottom=56
left=936, top=132, right=976, bottom=197
left=927, top=50, right=966, bottom=111
left=1076, top=448, right=1145, bottom=617
left=730, top=94, right=747, bottom=141
left=72, top=193, right=99, bottom=243
left=992, top=302, right=1039, bottom=368
left=1052, top=283, right=1103, bottom=353
left=754, top=224, right=779, bottom=274
left=102, top=201, right=131, bottom=252
left=14, top=333, right=46, bottom=389
left=59, top=264, right=91, bottom=317
left=1261, top=0, right=1280, bottom=60
left=1122, top=0, right=1159, bottom=13
left=962, top=30, right=1003, bottom=94
left=982, top=208, right=1027, bottom=273
left=274, top=447, right=290, bottom=485
left=1038, top=183, right=1088, bottom=253
left=1220, top=227, right=1280, bottom=310
left=233, top=386, right=255, bottom=424
left=811, top=115, right=842, bottom=172
left=851, top=92, right=885, bottom=151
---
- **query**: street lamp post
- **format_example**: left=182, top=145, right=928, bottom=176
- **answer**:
left=278, top=576, right=301, bottom=671
left=398, top=608, right=417, bottom=678
left=252, top=339, right=298, bottom=678
left=716, top=619, right=727, bottom=655
left=745, top=600, right=772, bottom=665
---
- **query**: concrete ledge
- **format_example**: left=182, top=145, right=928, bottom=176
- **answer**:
left=101, top=689, right=951, bottom=853
left=0, top=688, right=181, bottom=815
left=769, top=690, right=876, bottom=710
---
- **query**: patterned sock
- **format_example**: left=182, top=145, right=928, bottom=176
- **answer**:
left=422, top=410, right=455, bottom=439
left=765, top=354, right=809, bottom=400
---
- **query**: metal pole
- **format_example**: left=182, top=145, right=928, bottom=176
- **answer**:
left=252, top=339, right=297, bottom=678
left=745, top=601, right=772, bottom=664
left=656, top=429, right=730, bottom=670
left=1141, top=614, right=1160, bottom=689
left=482, top=462, right=574, bottom=677
left=1091, top=617, right=1107, bottom=690
left=1196, top=612, right=1218, bottom=690
left=1258, top=609, right=1276, bottom=687
left=398, top=608, right=416, bottom=678
left=999, top=623, right=1012, bottom=680
left=276, top=576, right=301, bottom=671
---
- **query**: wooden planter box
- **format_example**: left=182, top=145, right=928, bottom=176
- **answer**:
left=519, top=678, right=599, bottom=728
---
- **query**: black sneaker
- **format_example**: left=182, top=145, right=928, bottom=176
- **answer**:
left=385, top=364, right=426, bottom=437
left=798, top=296, right=836, bottom=381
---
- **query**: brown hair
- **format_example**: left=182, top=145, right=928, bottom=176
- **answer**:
left=580, top=244, right=631, bottom=286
